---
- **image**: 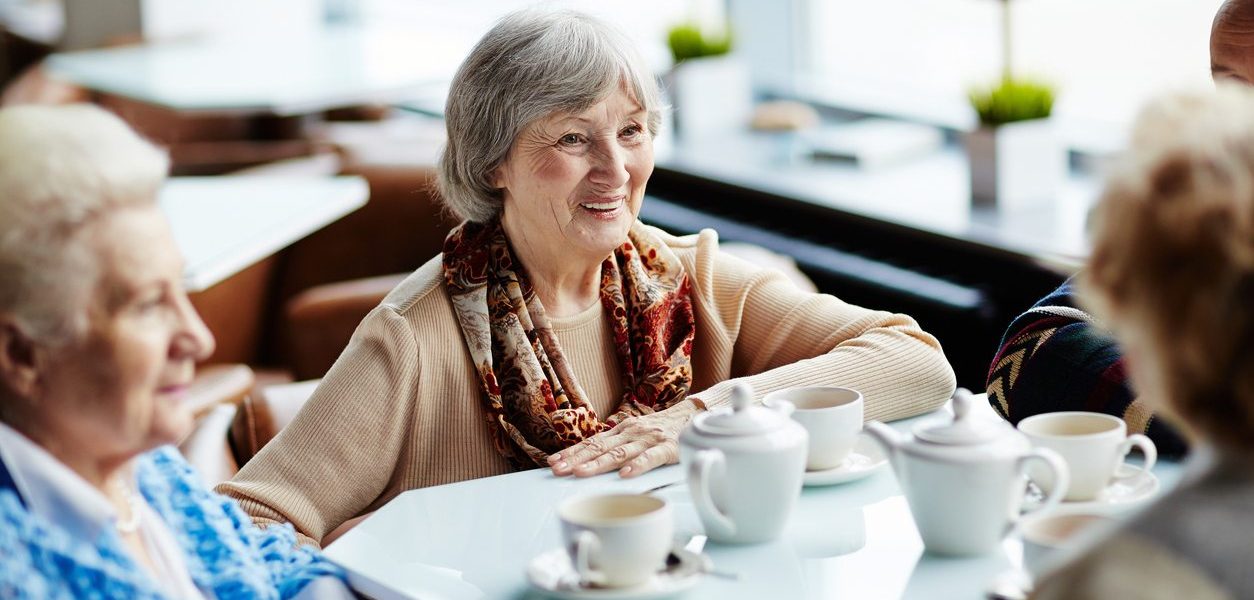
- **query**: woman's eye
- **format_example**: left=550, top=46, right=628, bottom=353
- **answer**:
left=137, top=292, right=168, bottom=313
left=559, top=133, right=583, bottom=146
left=620, top=125, right=643, bottom=138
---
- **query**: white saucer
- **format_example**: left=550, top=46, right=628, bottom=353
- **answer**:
left=526, top=544, right=706, bottom=599
left=1025, top=464, right=1161, bottom=514
left=803, top=436, right=888, bottom=487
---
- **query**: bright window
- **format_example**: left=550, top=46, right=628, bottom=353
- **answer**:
left=804, top=0, right=1224, bottom=148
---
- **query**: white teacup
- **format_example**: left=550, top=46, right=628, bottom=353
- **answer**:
left=1017, top=412, right=1157, bottom=501
left=1019, top=512, right=1117, bottom=577
left=558, top=493, right=673, bottom=588
left=765, top=387, right=863, bottom=471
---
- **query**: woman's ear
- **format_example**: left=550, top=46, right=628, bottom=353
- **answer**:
left=490, top=160, right=510, bottom=190
left=0, top=320, right=41, bottom=399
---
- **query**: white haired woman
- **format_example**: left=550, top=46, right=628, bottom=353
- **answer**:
left=1032, top=86, right=1254, bottom=598
left=0, top=104, right=347, bottom=598
left=218, top=8, right=956, bottom=546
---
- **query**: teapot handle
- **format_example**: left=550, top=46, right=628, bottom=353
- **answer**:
left=688, top=449, right=736, bottom=538
left=1013, top=447, right=1069, bottom=528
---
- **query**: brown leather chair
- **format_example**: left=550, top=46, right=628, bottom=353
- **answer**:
left=179, top=376, right=319, bottom=485
left=270, top=163, right=450, bottom=309
left=0, top=63, right=89, bottom=106
left=228, top=379, right=321, bottom=468
left=265, top=162, right=452, bottom=377
left=281, top=273, right=405, bottom=381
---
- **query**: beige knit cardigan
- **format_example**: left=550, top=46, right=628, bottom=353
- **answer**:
left=216, top=227, right=956, bottom=545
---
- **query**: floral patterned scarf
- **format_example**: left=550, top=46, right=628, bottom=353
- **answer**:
left=442, top=219, right=695, bottom=470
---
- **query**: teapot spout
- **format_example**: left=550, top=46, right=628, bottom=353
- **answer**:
left=864, top=420, right=904, bottom=464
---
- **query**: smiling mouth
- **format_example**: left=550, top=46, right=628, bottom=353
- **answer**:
left=579, top=196, right=625, bottom=212
left=157, top=383, right=190, bottom=398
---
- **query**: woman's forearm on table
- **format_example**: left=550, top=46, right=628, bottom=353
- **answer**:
left=698, top=262, right=955, bottom=419
left=695, top=321, right=955, bottom=421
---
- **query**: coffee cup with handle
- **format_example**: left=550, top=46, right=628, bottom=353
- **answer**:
left=558, top=493, right=673, bottom=588
left=1017, top=411, right=1157, bottom=502
left=764, top=386, right=863, bottom=471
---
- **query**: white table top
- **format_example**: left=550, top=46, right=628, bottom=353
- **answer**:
left=323, top=399, right=1184, bottom=600
left=160, top=176, right=367, bottom=292
left=45, top=24, right=468, bottom=116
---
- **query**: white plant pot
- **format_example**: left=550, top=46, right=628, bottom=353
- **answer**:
left=666, top=55, right=753, bottom=140
left=965, top=118, right=1066, bottom=209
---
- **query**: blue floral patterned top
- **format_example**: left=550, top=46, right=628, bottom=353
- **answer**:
left=0, top=446, right=343, bottom=599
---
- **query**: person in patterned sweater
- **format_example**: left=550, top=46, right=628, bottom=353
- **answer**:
left=986, top=280, right=1188, bottom=457
left=986, top=0, right=1254, bottom=459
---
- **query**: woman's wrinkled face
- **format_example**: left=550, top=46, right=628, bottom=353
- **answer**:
left=495, top=86, right=654, bottom=263
left=39, top=205, right=214, bottom=459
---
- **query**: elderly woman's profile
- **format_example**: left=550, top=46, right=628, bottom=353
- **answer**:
left=0, top=105, right=348, bottom=596
left=218, top=8, right=956, bottom=545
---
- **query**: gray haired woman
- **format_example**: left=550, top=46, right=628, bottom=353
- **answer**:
left=219, top=8, right=956, bottom=546
left=0, top=104, right=347, bottom=597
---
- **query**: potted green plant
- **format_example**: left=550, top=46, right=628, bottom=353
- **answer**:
left=665, top=21, right=751, bottom=139
left=965, top=0, right=1065, bottom=208
left=667, top=22, right=732, bottom=63
left=969, top=79, right=1054, bottom=127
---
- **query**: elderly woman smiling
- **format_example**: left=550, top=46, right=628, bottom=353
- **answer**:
left=219, top=9, right=955, bottom=545
left=0, top=105, right=345, bottom=598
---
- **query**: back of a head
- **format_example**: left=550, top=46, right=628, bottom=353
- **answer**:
left=0, top=104, right=168, bottom=341
left=0, top=104, right=167, bottom=224
left=1211, top=0, right=1254, bottom=83
left=1082, top=85, right=1254, bottom=452
left=1213, top=0, right=1254, bottom=42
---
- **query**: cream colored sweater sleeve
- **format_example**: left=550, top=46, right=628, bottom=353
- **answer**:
left=215, top=305, right=419, bottom=546
left=687, top=232, right=957, bottom=422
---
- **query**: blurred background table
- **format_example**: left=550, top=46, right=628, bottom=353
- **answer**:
left=44, top=25, right=464, bottom=117
left=160, top=175, right=367, bottom=291
left=34, top=23, right=466, bottom=175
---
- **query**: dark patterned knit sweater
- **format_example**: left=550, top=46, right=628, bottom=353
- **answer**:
left=985, top=280, right=1188, bottom=458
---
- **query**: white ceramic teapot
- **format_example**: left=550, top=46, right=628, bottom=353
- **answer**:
left=864, top=389, right=1070, bottom=556
left=678, top=384, right=808, bottom=544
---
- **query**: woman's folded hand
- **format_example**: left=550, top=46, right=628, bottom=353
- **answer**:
left=548, top=400, right=702, bottom=478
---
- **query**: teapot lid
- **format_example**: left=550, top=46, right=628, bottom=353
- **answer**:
left=692, top=384, right=790, bottom=436
left=913, top=388, right=1008, bottom=445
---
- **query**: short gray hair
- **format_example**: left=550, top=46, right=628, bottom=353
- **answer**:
left=0, top=104, right=168, bottom=342
left=437, top=9, right=663, bottom=223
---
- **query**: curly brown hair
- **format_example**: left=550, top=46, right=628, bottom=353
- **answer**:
left=1081, top=85, right=1254, bottom=453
